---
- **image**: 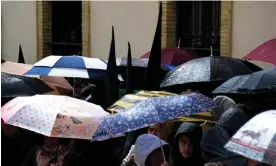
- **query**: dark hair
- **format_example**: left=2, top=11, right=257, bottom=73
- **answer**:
left=235, top=103, right=255, bottom=118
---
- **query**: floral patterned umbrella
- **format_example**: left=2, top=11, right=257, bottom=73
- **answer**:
left=1, top=95, right=109, bottom=140
left=225, top=110, right=276, bottom=165
left=92, top=93, right=216, bottom=141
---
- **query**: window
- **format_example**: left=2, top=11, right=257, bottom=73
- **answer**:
left=176, top=1, right=221, bottom=56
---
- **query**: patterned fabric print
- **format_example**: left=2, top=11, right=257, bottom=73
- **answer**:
left=92, top=93, right=215, bottom=141
left=7, top=104, right=57, bottom=136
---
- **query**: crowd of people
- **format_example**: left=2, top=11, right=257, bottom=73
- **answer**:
left=2, top=87, right=275, bottom=166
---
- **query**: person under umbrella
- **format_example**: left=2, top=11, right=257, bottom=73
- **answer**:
left=171, top=122, right=204, bottom=166
left=201, top=127, right=246, bottom=166
left=215, top=107, right=249, bottom=137
left=134, top=134, right=170, bottom=166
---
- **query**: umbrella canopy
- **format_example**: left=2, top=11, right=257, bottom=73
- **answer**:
left=213, top=67, right=276, bottom=95
left=24, top=55, right=107, bottom=79
left=1, top=95, right=109, bottom=140
left=141, top=48, right=198, bottom=66
left=1, top=61, right=73, bottom=94
left=1, top=72, right=53, bottom=97
left=92, top=93, right=216, bottom=141
left=161, top=56, right=256, bottom=90
left=225, top=110, right=276, bottom=165
left=107, top=90, right=177, bottom=113
left=243, top=38, right=276, bottom=65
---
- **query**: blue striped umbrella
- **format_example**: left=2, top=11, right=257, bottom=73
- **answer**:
left=24, top=55, right=108, bottom=79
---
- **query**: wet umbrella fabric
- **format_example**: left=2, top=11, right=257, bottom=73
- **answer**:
left=225, top=110, right=276, bottom=165
left=1, top=95, right=109, bottom=140
left=1, top=72, right=53, bottom=97
left=213, top=67, right=276, bottom=94
left=24, top=55, right=107, bottom=79
left=92, top=93, right=216, bottom=141
left=161, top=56, right=256, bottom=88
left=141, top=48, right=198, bottom=66
left=243, top=38, right=276, bottom=65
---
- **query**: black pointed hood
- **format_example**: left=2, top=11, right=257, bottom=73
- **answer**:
left=126, top=42, right=134, bottom=94
left=105, top=26, right=119, bottom=108
left=18, top=44, right=25, bottom=64
left=144, top=2, right=162, bottom=90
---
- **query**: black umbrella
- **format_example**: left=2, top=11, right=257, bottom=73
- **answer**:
left=1, top=72, right=53, bottom=97
left=161, top=56, right=257, bottom=93
left=212, top=67, right=276, bottom=95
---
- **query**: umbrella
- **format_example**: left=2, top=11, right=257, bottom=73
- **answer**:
left=92, top=93, right=216, bottom=141
left=243, top=38, right=276, bottom=65
left=224, top=110, right=276, bottom=165
left=1, top=95, right=110, bottom=140
left=1, top=72, right=53, bottom=97
left=24, top=55, right=107, bottom=79
left=108, top=90, right=215, bottom=123
left=213, top=67, right=276, bottom=95
left=161, top=56, right=257, bottom=90
left=141, top=48, right=198, bottom=66
left=1, top=61, right=73, bottom=94
left=107, top=90, right=177, bottom=113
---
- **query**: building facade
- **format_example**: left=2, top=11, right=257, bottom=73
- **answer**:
left=2, top=1, right=276, bottom=68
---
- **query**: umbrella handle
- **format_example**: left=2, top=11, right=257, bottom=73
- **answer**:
left=157, top=128, right=167, bottom=163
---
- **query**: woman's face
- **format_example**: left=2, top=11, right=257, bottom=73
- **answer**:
left=148, top=125, right=160, bottom=136
left=178, top=135, right=193, bottom=159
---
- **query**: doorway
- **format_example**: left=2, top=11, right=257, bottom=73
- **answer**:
left=51, top=1, right=82, bottom=55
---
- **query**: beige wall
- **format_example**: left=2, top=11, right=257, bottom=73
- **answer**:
left=232, top=1, right=276, bottom=69
left=1, top=1, right=37, bottom=64
left=90, top=1, right=158, bottom=59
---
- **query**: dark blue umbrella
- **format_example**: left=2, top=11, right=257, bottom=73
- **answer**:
left=92, top=93, right=216, bottom=141
left=212, top=67, right=276, bottom=94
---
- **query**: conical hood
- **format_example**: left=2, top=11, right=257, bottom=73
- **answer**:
left=105, top=26, right=119, bottom=108
left=144, top=2, right=162, bottom=90
left=18, top=44, right=25, bottom=64
left=126, top=42, right=134, bottom=94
